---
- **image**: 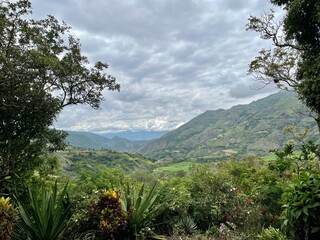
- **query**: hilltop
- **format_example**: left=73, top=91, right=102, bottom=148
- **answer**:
left=137, top=91, right=318, bottom=161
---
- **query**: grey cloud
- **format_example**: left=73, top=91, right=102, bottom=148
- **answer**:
left=32, top=0, right=279, bottom=132
left=228, top=82, right=278, bottom=99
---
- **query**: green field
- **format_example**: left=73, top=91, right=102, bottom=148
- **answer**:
left=155, top=161, right=195, bottom=172
left=261, top=154, right=277, bottom=161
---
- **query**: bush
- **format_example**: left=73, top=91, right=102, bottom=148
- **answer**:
left=120, top=183, right=164, bottom=238
left=14, top=182, right=71, bottom=240
left=257, top=227, right=287, bottom=240
left=174, top=215, right=197, bottom=235
left=95, top=189, right=127, bottom=238
left=0, top=196, right=16, bottom=240
left=281, top=173, right=320, bottom=240
left=188, top=165, right=241, bottom=230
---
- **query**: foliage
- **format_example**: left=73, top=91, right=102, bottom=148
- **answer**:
left=120, top=183, right=164, bottom=237
left=206, top=222, right=252, bottom=240
left=62, top=166, right=125, bottom=238
left=269, top=144, right=294, bottom=177
left=174, top=216, right=198, bottom=235
left=216, top=158, right=284, bottom=231
left=257, top=227, right=287, bottom=240
left=73, top=165, right=125, bottom=193
left=14, top=181, right=72, bottom=240
left=281, top=173, right=320, bottom=240
left=60, top=148, right=154, bottom=176
left=93, top=189, right=127, bottom=239
left=0, top=0, right=119, bottom=193
left=247, top=0, right=320, bottom=131
left=270, top=141, right=320, bottom=176
left=188, top=164, right=245, bottom=231
left=0, top=196, right=16, bottom=240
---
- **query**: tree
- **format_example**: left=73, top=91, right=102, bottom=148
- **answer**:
left=247, top=0, right=320, bottom=131
left=0, top=0, right=120, bottom=193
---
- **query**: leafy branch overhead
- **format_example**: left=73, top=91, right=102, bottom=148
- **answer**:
left=0, top=0, right=119, bottom=193
left=247, top=0, right=320, bottom=130
left=0, top=1, right=119, bottom=110
left=247, top=10, right=300, bottom=89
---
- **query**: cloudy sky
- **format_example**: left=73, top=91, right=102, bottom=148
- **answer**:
left=31, top=0, right=281, bottom=133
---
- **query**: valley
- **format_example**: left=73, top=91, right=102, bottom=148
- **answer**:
left=66, top=91, right=318, bottom=164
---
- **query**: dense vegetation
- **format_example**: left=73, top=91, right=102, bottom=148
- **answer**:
left=1, top=0, right=320, bottom=239
left=3, top=147, right=320, bottom=239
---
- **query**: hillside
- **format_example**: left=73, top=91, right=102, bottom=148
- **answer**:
left=55, top=147, right=155, bottom=175
left=66, top=131, right=108, bottom=149
left=101, top=131, right=169, bottom=140
left=137, top=91, right=318, bottom=161
left=65, top=131, right=148, bottom=152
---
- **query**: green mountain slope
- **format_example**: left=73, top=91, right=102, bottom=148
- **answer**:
left=56, top=148, right=155, bottom=174
left=104, top=136, right=149, bottom=152
left=66, top=131, right=108, bottom=149
left=138, top=92, right=318, bottom=161
left=65, top=131, right=147, bottom=151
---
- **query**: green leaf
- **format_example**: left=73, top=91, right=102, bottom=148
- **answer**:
left=311, top=227, right=320, bottom=233
left=15, top=181, right=71, bottom=240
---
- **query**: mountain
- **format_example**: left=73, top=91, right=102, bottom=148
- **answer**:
left=137, top=92, right=318, bottom=161
left=66, top=131, right=108, bottom=149
left=100, top=131, right=169, bottom=141
left=104, top=136, right=148, bottom=152
left=65, top=131, right=147, bottom=151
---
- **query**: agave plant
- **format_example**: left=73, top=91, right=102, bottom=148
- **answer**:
left=120, top=183, right=164, bottom=238
left=14, top=181, right=72, bottom=240
left=175, top=215, right=198, bottom=235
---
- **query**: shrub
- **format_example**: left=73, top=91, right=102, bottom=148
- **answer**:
left=188, top=165, right=240, bottom=230
left=14, top=181, right=71, bottom=240
left=94, top=189, right=127, bottom=238
left=174, top=215, right=197, bottom=235
left=281, top=173, right=320, bottom=240
left=120, top=183, right=164, bottom=238
left=257, top=227, right=287, bottom=240
left=0, top=196, right=16, bottom=240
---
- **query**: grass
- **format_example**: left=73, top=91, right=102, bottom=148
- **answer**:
left=155, top=162, right=195, bottom=172
left=261, top=154, right=277, bottom=161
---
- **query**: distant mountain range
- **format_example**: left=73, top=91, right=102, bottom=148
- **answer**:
left=101, top=131, right=169, bottom=141
left=65, top=131, right=166, bottom=152
left=65, top=91, right=318, bottom=161
left=137, top=91, right=318, bottom=161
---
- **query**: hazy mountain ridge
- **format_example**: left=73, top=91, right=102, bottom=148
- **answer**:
left=137, top=91, right=318, bottom=161
left=101, top=131, right=169, bottom=140
left=65, top=131, right=149, bottom=152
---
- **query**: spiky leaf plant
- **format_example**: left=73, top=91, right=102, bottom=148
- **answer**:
left=175, top=215, right=198, bottom=235
left=14, top=181, right=71, bottom=240
left=120, top=183, right=164, bottom=237
left=257, top=226, right=287, bottom=240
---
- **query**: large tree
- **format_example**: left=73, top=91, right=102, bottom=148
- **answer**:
left=0, top=0, right=119, bottom=192
left=247, top=0, right=320, bottom=131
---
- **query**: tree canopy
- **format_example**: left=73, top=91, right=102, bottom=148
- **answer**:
left=0, top=0, right=119, bottom=192
left=247, top=0, right=320, bottom=130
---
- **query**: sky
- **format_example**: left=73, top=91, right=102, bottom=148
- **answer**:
left=30, top=0, right=281, bottom=133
